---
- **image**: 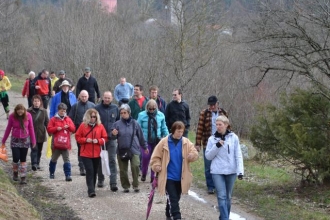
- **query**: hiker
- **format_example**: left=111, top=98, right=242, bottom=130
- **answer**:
left=22, top=71, right=36, bottom=108
left=0, top=69, right=12, bottom=119
left=32, top=69, right=51, bottom=109
left=114, top=77, right=134, bottom=106
left=76, top=67, right=101, bottom=104
left=148, top=85, right=166, bottom=114
left=128, top=84, right=148, bottom=120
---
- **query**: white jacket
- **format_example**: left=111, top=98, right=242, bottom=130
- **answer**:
left=205, top=132, right=244, bottom=175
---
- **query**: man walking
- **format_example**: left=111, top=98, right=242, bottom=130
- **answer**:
left=95, top=91, right=120, bottom=191
left=114, top=77, right=134, bottom=106
left=165, top=89, right=191, bottom=137
left=69, top=90, right=95, bottom=176
left=195, top=95, right=228, bottom=194
left=128, top=84, right=148, bottom=120
left=33, top=69, right=51, bottom=109
left=52, top=70, right=75, bottom=95
left=76, top=67, right=101, bottom=104
left=148, top=85, right=166, bottom=114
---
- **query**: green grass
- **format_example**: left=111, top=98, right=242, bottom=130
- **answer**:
left=7, top=72, right=27, bottom=93
left=187, top=132, right=330, bottom=220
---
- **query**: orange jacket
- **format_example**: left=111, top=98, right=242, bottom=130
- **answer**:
left=75, top=123, right=108, bottom=158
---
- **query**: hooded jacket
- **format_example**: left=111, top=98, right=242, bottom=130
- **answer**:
left=47, top=114, right=75, bottom=149
left=150, top=135, right=199, bottom=196
left=137, top=110, right=168, bottom=142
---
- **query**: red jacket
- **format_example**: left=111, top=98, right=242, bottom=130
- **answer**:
left=75, top=123, right=108, bottom=158
left=22, top=79, right=30, bottom=97
left=47, top=115, right=75, bottom=149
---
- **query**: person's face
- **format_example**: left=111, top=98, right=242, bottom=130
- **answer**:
left=16, top=109, right=25, bottom=116
left=209, top=102, right=218, bottom=111
left=58, top=109, right=66, bottom=116
left=59, top=74, right=65, bottom=79
left=149, top=90, right=158, bottom=99
left=120, top=110, right=130, bottom=119
left=62, top=85, right=69, bottom=93
left=33, top=99, right=41, bottom=108
left=120, top=78, right=126, bottom=85
left=172, top=90, right=181, bottom=101
left=134, top=86, right=142, bottom=97
left=30, top=74, right=36, bottom=80
left=216, top=121, right=228, bottom=134
left=90, top=113, right=97, bottom=123
left=103, top=92, right=113, bottom=104
left=85, top=71, right=91, bottom=77
left=173, top=128, right=184, bottom=139
left=79, top=92, right=89, bottom=103
left=147, top=104, right=157, bottom=113
left=42, top=71, right=49, bottom=79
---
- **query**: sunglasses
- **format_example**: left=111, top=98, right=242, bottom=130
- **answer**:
left=148, top=108, right=156, bottom=111
left=172, top=94, right=177, bottom=96
left=91, top=116, right=97, bottom=118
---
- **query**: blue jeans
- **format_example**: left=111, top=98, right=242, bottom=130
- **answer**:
left=203, top=148, right=214, bottom=190
left=212, top=173, right=237, bottom=220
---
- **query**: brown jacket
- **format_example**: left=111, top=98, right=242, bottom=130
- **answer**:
left=150, top=135, right=199, bottom=196
left=27, top=107, right=49, bottom=143
left=195, top=108, right=228, bottom=148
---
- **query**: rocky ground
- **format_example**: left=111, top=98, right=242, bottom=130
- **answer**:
left=0, top=91, right=263, bottom=220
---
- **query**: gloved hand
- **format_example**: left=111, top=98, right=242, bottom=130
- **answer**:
left=238, top=174, right=243, bottom=180
left=216, top=142, right=222, bottom=148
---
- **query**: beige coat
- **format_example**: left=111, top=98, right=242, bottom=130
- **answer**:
left=150, top=135, right=199, bottom=196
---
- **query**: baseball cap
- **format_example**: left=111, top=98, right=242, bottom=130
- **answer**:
left=207, top=96, right=218, bottom=105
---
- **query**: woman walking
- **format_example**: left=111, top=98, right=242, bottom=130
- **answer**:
left=137, top=99, right=168, bottom=182
left=150, top=121, right=199, bottom=220
left=27, top=95, right=49, bottom=171
left=22, top=71, right=36, bottom=108
left=205, top=115, right=244, bottom=220
left=111, top=104, right=148, bottom=193
left=75, top=108, right=108, bottom=197
left=0, top=69, right=12, bottom=119
left=1, top=104, right=36, bottom=184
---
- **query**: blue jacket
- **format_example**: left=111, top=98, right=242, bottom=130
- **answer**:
left=137, top=110, right=169, bottom=143
left=205, top=132, right=244, bottom=175
left=50, top=91, right=77, bottom=118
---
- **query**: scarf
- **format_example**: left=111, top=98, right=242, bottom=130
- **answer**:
left=147, top=111, right=158, bottom=144
left=214, top=130, right=231, bottom=140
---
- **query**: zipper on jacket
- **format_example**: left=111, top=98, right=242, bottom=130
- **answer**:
left=228, top=145, right=230, bottom=154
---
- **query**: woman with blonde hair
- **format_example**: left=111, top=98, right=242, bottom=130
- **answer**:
left=1, top=104, right=36, bottom=184
left=75, top=108, right=108, bottom=198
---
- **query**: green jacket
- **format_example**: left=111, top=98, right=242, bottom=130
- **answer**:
left=128, top=96, right=148, bottom=119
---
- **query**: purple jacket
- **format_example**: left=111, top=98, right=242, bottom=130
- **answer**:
left=2, top=112, right=36, bottom=145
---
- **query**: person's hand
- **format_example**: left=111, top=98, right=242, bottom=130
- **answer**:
left=35, top=85, right=40, bottom=89
left=32, top=144, right=36, bottom=148
left=86, top=138, right=92, bottom=143
left=187, top=153, right=195, bottom=161
left=144, top=148, right=149, bottom=155
left=64, top=124, right=69, bottom=129
left=97, top=97, right=101, bottom=103
left=155, top=165, right=161, bottom=172
left=112, top=129, right=118, bottom=135
left=51, top=91, right=55, bottom=97
left=57, top=127, right=62, bottom=131
left=195, top=145, right=201, bottom=152
left=238, top=174, right=243, bottom=180
left=216, top=140, right=224, bottom=148
left=92, top=139, right=98, bottom=144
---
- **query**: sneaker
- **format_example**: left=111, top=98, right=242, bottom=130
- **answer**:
left=97, top=181, right=104, bottom=188
left=141, top=175, right=146, bottom=182
left=80, top=168, right=86, bottom=176
left=123, top=189, right=129, bottom=193
left=110, top=184, right=118, bottom=192
left=88, top=192, right=96, bottom=198
left=133, top=187, right=140, bottom=193
left=50, top=174, right=55, bottom=179
left=207, top=189, right=215, bottom=194
left=65, top=176, right=72, bottom=181
left=13, top=172, right=18, bottom=181
left=20, top=177, right=27, bottom=184
left=32, top=165, right=37, bottom=171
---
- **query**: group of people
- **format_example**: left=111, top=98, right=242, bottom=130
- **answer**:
left=0, top=67, right=244, bottom=220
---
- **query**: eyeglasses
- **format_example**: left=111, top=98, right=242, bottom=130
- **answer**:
left=148, top=108, right=156, bottom=111
left=172, top=94, right=177, bottom=96
left=91, top=116, right=97, bottom=118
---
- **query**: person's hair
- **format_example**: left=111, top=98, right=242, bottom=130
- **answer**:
left=13, top=104, right=28, bottom=130
left=50, top=71, right=55, bottom=75
left=28, top=71, right=35, bottom=77
left=216, top=115, right=230, bottom=125
left=82, top=108, right=102, bottom=125
left=134, top=84, right=143, bottom=91
left=57, top=103, right=67, bottom=111
left=41, top=69, right=48, bottom=74
left=173, top=88, right=182, bottom=98
left=171, top=121, right=185, bottom=134
left=32, top=95, right=44, bottom=107
left=149, top=85, right=159, bottom=92
left=145, top=99, right=158, bottom=111
left=119, top=104, right=131, bottom=115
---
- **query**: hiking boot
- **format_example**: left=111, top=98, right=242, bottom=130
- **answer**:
left=37, top=164, right=41, bottom=170
left=207, top=188, right=215, bottom=194
left=97, top=180, right=104, bottom=188
left=32, top=165, right=37, bottom=171
left=79, top=168, right=86, bottom=176
left=88, top=192, right=96, bottom=198
left=20, top=177, right=27, bottom=184
left=50, top=174, right=55, bottom=179
left=13, top=172, right=18, bottom=181
left=133, top=187, right=140, bottom=193
left=110, top=184, right=118, bottom=192
left=65, top=176, right=72, bottom=181
left=6, top=112, right=9, bottom=120
left=141, top=175, right=146, bottom=182
left=123, top=189, right=129, bottom=193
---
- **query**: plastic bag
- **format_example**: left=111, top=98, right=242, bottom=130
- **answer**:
left=0, top=144, right=8, bottom=162
left=100, top=140, right=110, bottom=176
left=46, top=136, right=52, bottom=158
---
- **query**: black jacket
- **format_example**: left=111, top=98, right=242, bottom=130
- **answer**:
left=76, top=76, right=100, bottom=102
left=165, top=100, right=191, bottom=131
left=95, top=101, right=120, bottom=137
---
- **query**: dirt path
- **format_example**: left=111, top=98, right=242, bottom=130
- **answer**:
left=0, top=91, right=263, bottom=220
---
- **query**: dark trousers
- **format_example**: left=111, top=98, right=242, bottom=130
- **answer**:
left=166, top=179, right=182, bottom=219
left=77, top=143, right=84, bottom=170
left=12, top=147, right=29, bottom=163
left=31, top=142, right=43, bottom=166
left=41, top=95, right=50, bottom=109
left=0, top=93, right=9, bottom=113
left=27, top=97, right=33, bottom=108
left=82, top=157, right=100, bottom=195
